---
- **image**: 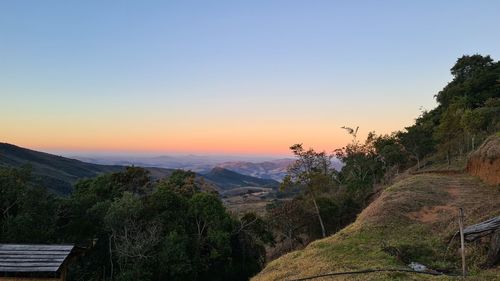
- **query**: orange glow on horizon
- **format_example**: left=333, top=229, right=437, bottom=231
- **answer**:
left=1, top=99, right=418, bottom=156
left=2, top=124, right=394, bottom=156
left=8, top=135, right=351, bottom=156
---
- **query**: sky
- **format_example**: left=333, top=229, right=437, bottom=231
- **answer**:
left=1, top=0, right=500, bottom=156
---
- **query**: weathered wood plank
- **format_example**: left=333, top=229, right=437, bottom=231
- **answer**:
left=0, top=251, right=70, bottom=255
left=485, top=228, right=500, bottom=267
left=0, top=277, right=60, bottom=281
left=0, top=262, right=61, bottom=266
left=0, top=244, right=74, bottom=273
left=0, top=266, right=59, bottom=272
left=0, top=245, right=73, bottom=251
left=0, top=258, right=65, bottom=262
left=462, top=216, right=500, bottom=242
left=0, top=254, right=68, bottom=260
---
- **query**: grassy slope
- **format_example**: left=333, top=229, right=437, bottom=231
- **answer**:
left=253, top=173, right=500, bottom=281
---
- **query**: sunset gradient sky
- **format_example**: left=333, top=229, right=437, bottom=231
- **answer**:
left=1, top=1, right=500, bottom=156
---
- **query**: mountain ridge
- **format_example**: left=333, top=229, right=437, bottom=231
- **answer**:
left=204, top=166, right=280, bottom=190
left=0, top=143, right=280, bottom=194
left=217, top=158, right=343, bottom=181
left=0, top=142, right=124, bottom=194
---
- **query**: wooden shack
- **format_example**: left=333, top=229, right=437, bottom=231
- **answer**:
left=0, top=244, right=75, bottom=281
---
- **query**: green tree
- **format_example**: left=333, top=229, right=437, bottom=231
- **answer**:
left=369, top=132, right=409, bottom=174
left=397, top=124, right=435, bottom=170
left=188, top=192, right=233, bottom=280
left=265, top=200, right=310, bottom=252
left=157, top=231, right=193, bottom=280
left=434, top=102, right=466, bottom=164
left=450, top=54, right=493, bottom=81
left=229, top=212, right=273, bottom=279
left=335, top=127, right=384, bottom=197
left=282, top=144, right=335, bottom=238
left=0, top=166, right=57, bottom=243
left=157, top=169, right=200, bottom=197
left=104, top=192, right=160, bottom=281
left=437, top=54, right=498, bottom=108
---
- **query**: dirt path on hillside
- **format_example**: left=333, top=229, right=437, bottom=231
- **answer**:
left=407, top=174, right=498, bottom=225
left=253, top=172, right=500, bottom=281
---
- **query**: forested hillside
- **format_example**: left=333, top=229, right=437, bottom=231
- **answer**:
left=0, top=143, right=124, bottom=194
left=254, top=55, right=500, bottom=280
left=400, top=54, right=499, bottom=169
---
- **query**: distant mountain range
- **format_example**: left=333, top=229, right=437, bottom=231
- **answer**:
left=71, top=154, right=343, bottom=182
left=71, top=155, right=297, bottom=181
left=71, top=154, right=281, bottom=174
left=73, top=154, right=220, bottom=173
left=215, top=159, right=294, bottom=181
left=217, top=158, right=342, bottom=180
left=203, top=167, right=279, bottom=190
left=0, top=143, right=280, bottom=195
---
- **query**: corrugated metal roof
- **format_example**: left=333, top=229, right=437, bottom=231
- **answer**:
left=0, top=244, right=74, bottom=273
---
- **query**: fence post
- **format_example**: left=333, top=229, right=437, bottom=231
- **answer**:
left=458, top=208, right=467, bottom=279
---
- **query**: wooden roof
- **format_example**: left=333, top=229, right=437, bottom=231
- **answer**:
left=0, top=244, right=74, bottom=273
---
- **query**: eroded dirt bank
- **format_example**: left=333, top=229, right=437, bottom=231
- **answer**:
left=467, top=134, right=500, bottom=185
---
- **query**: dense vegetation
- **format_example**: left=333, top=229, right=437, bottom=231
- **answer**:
left=255, top=54, right=500, bottom=257
left=0, top=54, right=498, bottom=280
left=0, top=167, right=273, bottom=281
left=409, top=54, right=499, bottom=166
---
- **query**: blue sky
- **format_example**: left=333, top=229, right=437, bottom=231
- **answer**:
left=1, top=0, right=499, bottom=155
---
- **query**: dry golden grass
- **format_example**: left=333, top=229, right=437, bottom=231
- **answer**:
left=252, top=173, right=500, bottom=281
left=227, top=200, right=270, bottom=216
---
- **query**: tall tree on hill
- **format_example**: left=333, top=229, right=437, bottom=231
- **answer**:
left=369, top=132, right=409, bottom=175
left=450, top=54, right=493, bottom=81
left=434, top=102, right=466, bottom=164
left=397, top=124, right=435, bottom=170
left=281, top=144, right=335, bottom=238
left=431, top=55, right=499, bottom=161
left=265, top=200, right=309, bottom=252
left=436, top=54, right=499, bottom=109
left=335, top=127, right=384, bottom=199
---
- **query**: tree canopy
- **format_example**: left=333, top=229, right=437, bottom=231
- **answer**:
left=0, top=167, right=272, bottom=281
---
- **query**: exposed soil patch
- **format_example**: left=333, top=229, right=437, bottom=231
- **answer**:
left=446, top=186, right=460, bottom=198
left=410, top=169, right=464, bottom=175
left=467, top=135, right=500, bottom=185
left=254, top=172, right=500, bottom=281
left=407, top=205, right=456, bottom=223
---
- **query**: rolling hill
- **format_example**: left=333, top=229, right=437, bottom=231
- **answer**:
left=217, top=158, right=343, bottom=181
left=0, top=143, right=280, bottom=195
left=253, top=172, right=500, bottom=280
left=216, top=159, right=294, bottom=181
left=203, top=167, right=280, bottom=190
left=253, top=136, right=500, bottom=281
left=0, top=143, right=125, bottom=194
